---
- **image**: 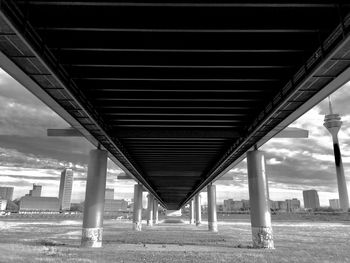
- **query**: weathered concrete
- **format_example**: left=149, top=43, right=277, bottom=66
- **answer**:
left=324, top=102, right=350, bottom=212
left=189, top=199, right=195, bottom=224
left=153, top=199, right=159, bottom=224
left=247, top=150, right=274, bottom=249
left=195, top=194, right=201, bottom=226
left=133, top=184, right=143, bottom=231
left=207, top=184, right=218, bottom=232
left=147, top=194, right=154, bottom=226
left=81, top=149, right=108, bottom=248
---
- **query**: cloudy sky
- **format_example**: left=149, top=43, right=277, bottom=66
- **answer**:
left=0, top=68, right=349, bottom=207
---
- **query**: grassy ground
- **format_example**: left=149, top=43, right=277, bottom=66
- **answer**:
left=0, top=217, right=349, bottom=263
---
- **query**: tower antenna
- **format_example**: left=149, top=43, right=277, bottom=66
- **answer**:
left=328, top=96, right=333, bottom=114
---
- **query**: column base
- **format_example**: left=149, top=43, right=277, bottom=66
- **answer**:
left=133, top=222, right=142, bottom=231
left=252, top=226, right=274, bottom=249
left=208, top=222, right=218, bottom=232
left=81, top=227, right=103, bottom=248
left=147, top=220, right=153, bottom=227
left=196, top=222, right=201, bottom=226
left=152, top=220, right=158, bottom=225
left=189, top=219, right=195, bottom=224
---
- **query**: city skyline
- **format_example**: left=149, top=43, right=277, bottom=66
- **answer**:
left=0, top=68, right=349, bottom=206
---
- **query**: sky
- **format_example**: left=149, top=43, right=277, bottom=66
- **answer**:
left=0, top=68, right=349, bottom=207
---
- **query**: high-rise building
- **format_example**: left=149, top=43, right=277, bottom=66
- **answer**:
left=0, top=187, right=14, bottom=200
left=28, top=184, right=42, bottom=197
left=58, top=168, right=74, bottom=211
left=105, top=188, right=114, bottom=200
left=303, top=190, right=320, bottom=209
left=329, top=199, right=340, bottom=209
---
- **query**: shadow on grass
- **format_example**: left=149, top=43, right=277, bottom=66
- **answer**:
left=24, top=239, right=80, bottom=248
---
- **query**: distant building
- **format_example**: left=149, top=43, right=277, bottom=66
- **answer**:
left=223, top=199, right=234, bottom=211
left=104, top=199, right=128, bottom=213
left=59, top=168, right=74, bottom=211
left=19, top=196, right=59, bottom=212
left=105, top=188, right=114, bottom=200
left=277, top=201, right=287, bottom=211
left=329, top=199, right=340, bottom=209
left=242, top=199, right=250, bottom=210
left=27, top=184, right=42, bottom=197
left=303, top=190, right=320, bottom=209
left=269, top=200, right=279, bottom=210
left=0, top=187, right=14, bottom=200
left=286, top=198, right=301, bottom=212
left=232, top=201, right=243, bottom=210
left=223, top=199, right=244, bottom=211
left=217, top=204, right=224, bottom=212
left=0, top=199, right=7, bottom=210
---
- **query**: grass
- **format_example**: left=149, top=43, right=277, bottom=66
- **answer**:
left=0, top=216, right=349, bottom=262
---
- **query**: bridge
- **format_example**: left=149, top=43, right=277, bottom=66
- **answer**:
left=0, top=0, right=350, bottom=249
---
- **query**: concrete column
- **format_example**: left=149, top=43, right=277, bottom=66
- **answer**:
left=189, top=199, right=195, bottom=224
left=81, top=149, right=108, bottom=248
left=152, top=199, right=159, bottom=224
left=195, top=194, right=201, bottom=226
left=147, top=194, right=154, bottom=226
left=207, top=184, right=218, bottom=232
left=247, top=150, right=274, bottom=249
left=133, top=184, right=143, bottom=231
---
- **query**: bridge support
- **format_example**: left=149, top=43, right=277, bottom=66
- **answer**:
left=195, top=194, right=201, bottom=226
left=189, top=199, right=195, bottom=224
left=147, top=194, right=154, bottom=226
left=81, top=149, right=108, bottom=248
left=133, top=184, right=143, bottom=231
left=247, top=150, right=274, bottom=249
left=153, top=199, right=159, bottom=224
left=207, top=184, right=218, bottom=232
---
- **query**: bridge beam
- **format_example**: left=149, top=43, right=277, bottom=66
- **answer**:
left=247, top=150, right=274, bottom=249
left=207, top=184, right=218, bottom=232
left=195, top=194, right=202, bottom=226
left=81, top=149, right=108, bottom=248
left=133, top=184, right=143, bottom=231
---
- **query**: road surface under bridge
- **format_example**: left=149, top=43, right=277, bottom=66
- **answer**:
left=0, top=0, right=350, bottom=248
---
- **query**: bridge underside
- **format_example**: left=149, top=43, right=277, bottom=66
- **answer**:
left=0, top=1, right=350, bottom=209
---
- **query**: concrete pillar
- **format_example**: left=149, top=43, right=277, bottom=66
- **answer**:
left=195, top=194, right=201, bottom=226
left=324, top=105, right=349, bottom=211
left=189, top=199, right=195, bottom=224
left=133, top=184, right=143, bottom=231
left=147, top=194, right=154, bottom=226
left=81, top=149, right=108, bottom=248
left=247, top=150, right=274, bottom=249
left=152, top=199, right=159, bottom=224
left=207, top=184, right=218, bottom=232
